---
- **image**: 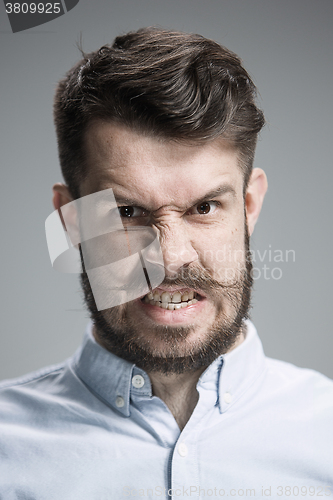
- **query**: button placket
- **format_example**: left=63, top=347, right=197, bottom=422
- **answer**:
left=170, top=430, right=199, bottom=499
left=177, top=442, right=188, bottom=457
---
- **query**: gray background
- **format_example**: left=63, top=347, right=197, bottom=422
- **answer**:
left=0, top=0, right=332, bottom=380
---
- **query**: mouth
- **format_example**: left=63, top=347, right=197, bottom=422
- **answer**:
left=141, top=288, right=202, bottom=310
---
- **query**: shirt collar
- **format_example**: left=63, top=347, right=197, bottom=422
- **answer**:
left=217, top=319, right=266, bottom=413
left=73, top=319, right=265, bottom=417
left=73, top=323, right=150, bottom=417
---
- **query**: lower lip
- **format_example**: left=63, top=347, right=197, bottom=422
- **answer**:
left=136, top=297, right=206, bottom=325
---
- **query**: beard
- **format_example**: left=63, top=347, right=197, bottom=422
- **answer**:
left=80, top=226, right=253, bottom=375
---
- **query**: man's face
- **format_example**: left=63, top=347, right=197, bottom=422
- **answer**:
left=79, top=122, right=258, bottom=374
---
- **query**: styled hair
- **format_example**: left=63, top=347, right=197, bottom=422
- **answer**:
left=54, top=27, right=265, bottom=199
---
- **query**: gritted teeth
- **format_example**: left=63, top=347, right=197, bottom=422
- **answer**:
left=150, top=290, right=196, bottom=302
left=142, top=290, right=199, bottom=310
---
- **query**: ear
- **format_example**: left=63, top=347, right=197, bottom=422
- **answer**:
left=52, top=183, right=80, bottom=245
left=245, top=168, right=268, bottom=236
left=52, top=183, right=73, bottom=211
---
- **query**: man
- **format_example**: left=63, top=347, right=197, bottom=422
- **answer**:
left=0, top=27, right=332, bottom=499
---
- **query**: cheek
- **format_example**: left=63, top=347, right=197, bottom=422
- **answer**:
left=194, top=221, right=246, bottom=279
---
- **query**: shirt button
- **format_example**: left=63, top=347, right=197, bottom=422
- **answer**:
left=178, top=443, right=188, bottom=457
left=115, top=396, right=125, bottom=408
left=132, top=375, right=145, bottom=389
left=223, top=392, right=232, bottom=404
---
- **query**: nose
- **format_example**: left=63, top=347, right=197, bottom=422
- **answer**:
left=155, top=220, right=199, bottom=277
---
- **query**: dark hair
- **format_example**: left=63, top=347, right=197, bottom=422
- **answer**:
left=54, top=27, right=265, bottom=199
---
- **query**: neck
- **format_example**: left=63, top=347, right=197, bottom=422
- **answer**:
left=148, top=368, right=205, bottom=431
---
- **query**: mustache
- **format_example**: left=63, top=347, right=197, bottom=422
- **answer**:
left=156, top=264, right=250, bottom=294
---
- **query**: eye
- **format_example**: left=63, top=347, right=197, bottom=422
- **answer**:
left=193, top=201, right=219, bottom=215
left=118, top=206, right=148, bottom=218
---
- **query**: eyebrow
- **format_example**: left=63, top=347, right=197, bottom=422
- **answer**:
left=190, top=184, right=236, bottom=207
left=114, top=184, right=237, bottom=210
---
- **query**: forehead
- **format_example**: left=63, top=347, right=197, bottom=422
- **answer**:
left=82, top=121, right=243, bottom=206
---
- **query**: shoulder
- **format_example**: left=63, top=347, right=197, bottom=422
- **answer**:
left=263, top=356, right=333, bottom=414
left=0, top=361, right=72, bottom=421
left=0, top=361, right=67, bottom=393
left=265, top=356, right=333, bottom=387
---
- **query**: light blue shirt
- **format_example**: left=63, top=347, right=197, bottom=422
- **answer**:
left=0, top=320, right=332, bottom=499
